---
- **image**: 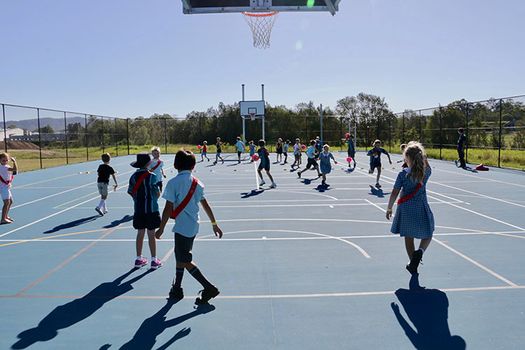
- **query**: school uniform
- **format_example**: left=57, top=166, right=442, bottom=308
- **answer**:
left=257, top=148, right=270, bottom=171
left=162, top=170, right=205, bottom=262
left=319, top=151, right=335, bottom=174
left=347, top=139, right=356, bottom=158
left=235, top=140, right=245, bottom=156
left=304, top=146, right=319, bottom=169
left=128, top=170, right=161, bottom=230
left=391, top=167, right=434, bottom=239
left=148, top=158, right=165, bottom=191
left=367, top=147, right=389, bottom=170
left=249, top=144, right=256, bottom=157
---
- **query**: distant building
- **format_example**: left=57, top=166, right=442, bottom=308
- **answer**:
left=1, top=128, right=25, bottom=140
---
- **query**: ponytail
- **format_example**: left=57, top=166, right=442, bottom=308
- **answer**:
left=404, top=142, right=426, bottom=183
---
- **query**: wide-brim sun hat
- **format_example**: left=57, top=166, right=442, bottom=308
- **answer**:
left=130, top=153, right=151, bottom=168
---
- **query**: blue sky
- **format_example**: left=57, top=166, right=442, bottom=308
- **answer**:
left=1, top=0, right=524, bottom=119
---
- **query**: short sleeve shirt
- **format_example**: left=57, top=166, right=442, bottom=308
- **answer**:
left=368, top=147, right=389, bottom=166
left=162, top=170, right=205, bottom=237
left=97, top=164, right=115, bottom=184
left=147, top=159, right=164, bottom=181
left=257, top=148, right=270, bottom=168
left=0, top=165, right=12, bottom=189
left=127, top=170, right=160, bottom=214
left=306, top=146, right=316, bottom=159
left=235, top=141, right=245, bottom=152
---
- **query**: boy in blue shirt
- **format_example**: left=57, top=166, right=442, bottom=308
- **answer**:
left=297, top=140, right=321, bottom=178
left=156, top=150, right=223, bottom=304
left=127, top=153, right=162, bottom=269
left=367, top=139, right=392, bottom=188
left=235, top=136, right=245, bottom=164
left=257, top=140, right=276, bottom=188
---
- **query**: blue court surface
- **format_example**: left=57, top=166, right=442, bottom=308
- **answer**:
left=1, top=151, right=524, bottom=349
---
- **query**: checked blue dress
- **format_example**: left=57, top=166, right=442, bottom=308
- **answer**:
left=391, top=166, right=434, bottom=239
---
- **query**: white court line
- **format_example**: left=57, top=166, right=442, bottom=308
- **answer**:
left=428, top=181, right=525, bottom=209
left=54, top=191, right=101, bottom=209
left=13, top=173, right=81, bottom=189
left=431, top=167, right=525, bottom=189
left=364, top=199, right=387, bottom=213
left=433, top=238, right=518, bottom=287
left=0, top=192, right=106, bottom=238
left=351, top=164, right=525, bottom=231
left=199, top=229, right=370, bottom=258
left=3, top=285, right=524, bottom=300
left=206, top=189, right=339, bottom=201
left=491, top=232, right=525, bottom=240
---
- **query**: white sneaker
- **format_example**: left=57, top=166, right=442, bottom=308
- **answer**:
left=270, top=183, right=277, bottom=188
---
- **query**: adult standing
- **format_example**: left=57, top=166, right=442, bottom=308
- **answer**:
left=455, top=128, right=467, bottom=169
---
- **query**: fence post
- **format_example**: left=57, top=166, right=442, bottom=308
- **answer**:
left=2, top=104, right=7, bottom=153
left=163, top=118, right=168, bottom=154
left=126, top=118, right=130, bottom=155
left=64, top=111, right=69, bottom=164
left=115, top=118, right=118, bottom=157
left=85, top=114, right=89, bottom=161
left=37, top=108, right=43, bottom=169
left=388, top=115, right=392, bottom=153
left=101, top=116, right=105, bottom=154
left=465, top=103, right=470, bottom=164
left=401, top=114, right=405, bottom=144
left=439, top=107, right=443, bottom=160
left=498, top=99, right=503, bottom=168
left=419, top=110, right=423, bottom=142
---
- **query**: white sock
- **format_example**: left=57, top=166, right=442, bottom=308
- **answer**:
left=98, top=199, right=105, bottom=208
left=102, top=202, right=107, bottom=212
left=152, top=256, right=157, bottom=261
left=136, top=256, right=142, bottom=260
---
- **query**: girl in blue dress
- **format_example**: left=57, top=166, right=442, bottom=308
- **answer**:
left=319, top=144, right=338, bottom=187
left=386, top=142, right=434, bottom=274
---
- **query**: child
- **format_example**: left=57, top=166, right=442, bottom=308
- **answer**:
left=455, top=128, right=467, bottom=169
left=257, top=140, right=276, bottom=188
left=201, top=141, right=210, bottom=162
left=248, top=140, right=256, bottom=162
left=127, top=153, right=162, bottom=269
left=148, top=146, right=167, bottom=192
left=156, top=150, right=223, bottom=304
left=213, top=137, right=224, bottom=165
left=319, top=144, right=338, bottom=187
left=298, top=140, right=321, bottom=178
left=95, top=153, right=118, bottom=216
left=386, top=142, right=434, bottom=275
left=283, top=140, right=290, bottom=164
left=235, top=136, right=245, bottom=164
left=397, top=143, right=408, bottom=168
left=275, top=138, right=283, bottom=163
left=367, top=139, right=392, bottom=188
left=292, top=138, right=302, bottom=169
left=346, top=134, right=356, bottom=168
left=0, top=153, right=17, bottom=224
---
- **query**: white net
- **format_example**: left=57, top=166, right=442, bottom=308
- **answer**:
left=242, top=11, right=278, bottom=49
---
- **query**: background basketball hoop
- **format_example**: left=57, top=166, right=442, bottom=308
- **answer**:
left=242, top=11, right=278, bottom=49
left=249, top=112, right=256, bottom=121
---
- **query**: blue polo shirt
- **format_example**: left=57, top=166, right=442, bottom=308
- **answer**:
left=127, top=170, right=160, bottom=214
left=162, top=170, right=205, bottom=238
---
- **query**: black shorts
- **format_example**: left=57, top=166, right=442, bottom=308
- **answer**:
left=258, top=163, right=270, bottom=171
left=306, top=157, right=318, bottom=169
left=347, top=150, right=355, bottom=158
left=133, top=212, right=161, bottom=230
left=174, top=233, right=195, bottom=263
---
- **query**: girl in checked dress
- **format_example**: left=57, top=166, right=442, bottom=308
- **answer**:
left=386, top=142, right=434, bottom=275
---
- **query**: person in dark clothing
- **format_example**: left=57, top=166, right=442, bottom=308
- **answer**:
left=455, top=128, right=467, bottom=169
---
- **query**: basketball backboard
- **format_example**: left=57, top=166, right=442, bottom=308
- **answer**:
left=240, top=100, right=265, bottom=117
left=182, top=0, right=341, bottom=15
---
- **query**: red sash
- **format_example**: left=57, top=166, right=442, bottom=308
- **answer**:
left=149, top=160, right=162, bottom=172
left=170, top=177, right=199, bottom=219
left=130, top=171, right=151, bottom=196
left=397, top=183, right=422, bottom=205
left=0, top=174, right=13, bottom=185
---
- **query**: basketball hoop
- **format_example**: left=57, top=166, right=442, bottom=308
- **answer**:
left=242, top=11, right=278, bottom=49
left=249, top=112, right=256, bottom=121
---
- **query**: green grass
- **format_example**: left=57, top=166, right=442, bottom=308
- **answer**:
left=8, top=143, right=524, bottom=172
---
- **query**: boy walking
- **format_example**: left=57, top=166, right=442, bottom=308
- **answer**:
left=156, top=150, right=223, bottom=304
left=235, top=136, right=245, bottom=164
left=128, top=153, right=162, bottom=269
left=298, top=140, right=321, bottom=178
left=257, top=140, right=277, bottom=189
left=96, top=153, right=118, bottom=216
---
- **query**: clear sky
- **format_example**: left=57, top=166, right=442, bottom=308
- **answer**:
left=1, top=0, right=524, bottom=119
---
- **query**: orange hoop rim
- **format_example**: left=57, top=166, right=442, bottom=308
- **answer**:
left=241, top=11, right=278, bottom=17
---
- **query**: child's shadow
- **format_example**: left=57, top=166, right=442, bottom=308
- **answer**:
left=369, top=185, right=390, bottom=198
left=315, top=184, right=331, bottom=193
left=240, top=189, right=265, bottom=198
left=343, top=167, right=355, bottom=173
left=119, top=301, right=215, bottom=350
left=44, top=215, right=100, bottom=234
left=390, top=274, right=466, bottom=350
left=12, top=268, right=152, bottom=349
left=103, top=215, right=133, bottom=229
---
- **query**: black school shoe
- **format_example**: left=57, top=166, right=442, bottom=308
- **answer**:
left=406, top=249, right=423, bottom=274
left=195, top=286, right=220, bottom=305
left=169, top=285, right=184, bottom=300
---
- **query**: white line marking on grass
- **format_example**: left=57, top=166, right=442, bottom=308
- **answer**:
left=199, top=229, right=371, bottom=258
left=433, top=238, right=518, bottom=287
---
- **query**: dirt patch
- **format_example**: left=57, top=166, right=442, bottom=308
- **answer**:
left=0, top=141, right=40, bottom=150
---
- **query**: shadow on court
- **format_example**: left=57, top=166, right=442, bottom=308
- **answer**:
left=43, top=215, right=100, bottom=234
left=390, top=274, right=466, bottom=350
left=369, top=186, right=390, bottom=198
left=11, top=268, right=153, bottom=349
left=118, top=301, right=215, bottom=350
left=104, top=215, right=134, bottom=229
left=240, top=189, right=264, bottom=198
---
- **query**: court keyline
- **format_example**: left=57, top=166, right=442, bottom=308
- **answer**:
left=199, top=229, right=371, bottom=258
left=2, top=285, right=524, bottom=300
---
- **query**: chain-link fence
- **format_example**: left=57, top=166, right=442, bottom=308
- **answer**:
left=2, top=95, right=524, bottom=172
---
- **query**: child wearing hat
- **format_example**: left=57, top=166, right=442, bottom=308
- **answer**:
left=127, top=153, right=162, bottom=269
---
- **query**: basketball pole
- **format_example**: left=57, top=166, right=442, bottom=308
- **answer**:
left=261, top=84, right=265, bottom=141
left=241, top=84, right=246, bottom=142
